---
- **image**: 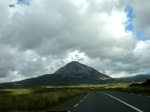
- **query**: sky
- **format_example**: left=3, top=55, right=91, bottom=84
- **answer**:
left=0, top=0, right=150, bottom=83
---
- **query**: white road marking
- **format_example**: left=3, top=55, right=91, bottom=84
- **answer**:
left=82, top=92, right=90, bottom=100
left=74, top=92, right=90, bottom=108
left=74, top=103, right=78, bottom=107
left=80, top=100, right=83, bottom=102
left=101, top=92, right=144, bottom=112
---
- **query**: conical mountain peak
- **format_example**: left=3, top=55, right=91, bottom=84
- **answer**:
left=54, top=61, right=110, bottom=78
left=69, top=61, right=80, bottom=64
left=66, top=61, right=80, bottom=66
left=54, top=61, right=87, bottom=75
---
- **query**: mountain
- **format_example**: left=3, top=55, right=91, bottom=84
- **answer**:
left=54, top=61, right=110, bottom=79
left=118, top=74, right=150, bottom=82
left=1, top=61, right=149, bottom=88
left=0, top=61, right=112, bottom=88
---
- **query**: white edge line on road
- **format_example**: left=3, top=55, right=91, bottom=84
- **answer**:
left=101, top=92, right=144, bottom=112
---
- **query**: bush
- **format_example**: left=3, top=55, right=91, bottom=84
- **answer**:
left=129, top=83, right=141, bottom=87
left=142, top=79, right=150, bottom=86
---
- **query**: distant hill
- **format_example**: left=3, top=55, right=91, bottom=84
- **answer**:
left=0, top=61, right=113, bottom=88
left=118, top=74, right=150, bottom=82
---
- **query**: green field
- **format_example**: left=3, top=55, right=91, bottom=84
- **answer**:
left=0, top=82, right=149, bottom=111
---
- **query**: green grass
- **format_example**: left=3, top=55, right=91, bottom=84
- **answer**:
left=0, top=88, right=85, bottom=111
left=0, top=82, right=149, bottom=111
left=0, top=89, right=33, bottom=95
left=121, top=84, right=150, bottom=96
left=44, top=83, right=129, bottom=89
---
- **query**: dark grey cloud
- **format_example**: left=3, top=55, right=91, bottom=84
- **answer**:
left=0, top=44, right=17, bottom=78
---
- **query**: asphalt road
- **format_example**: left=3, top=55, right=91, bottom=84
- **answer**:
left=56, top=91, right=150, bottom=112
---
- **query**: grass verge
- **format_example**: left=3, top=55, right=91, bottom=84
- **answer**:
left=0, top=88, right=85, bottom=111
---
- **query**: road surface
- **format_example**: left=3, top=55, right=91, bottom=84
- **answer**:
left=56, top=91, right=150, bottom=112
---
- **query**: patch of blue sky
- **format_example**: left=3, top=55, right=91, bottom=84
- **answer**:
left=17, top=0, right=30, bottom=6
left=8, top=0, right=30, bottom=7
left=9, top=4, right=15, bottom=8
left=124, top=5, right=135, bottom=32
left=135, top=30, right=150, bottom=41
left=125, top=5, right=150, bottom=40
left=125, top=23, right=134, bottom=32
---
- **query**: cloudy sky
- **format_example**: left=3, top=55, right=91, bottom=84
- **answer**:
left=0, top=0, right=150, bottom=83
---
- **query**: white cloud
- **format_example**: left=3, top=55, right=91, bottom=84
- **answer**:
left=0, top=0, right=150, bottom=82
left=133, top=41, right=150, bottom=64
left=0, top=70, right=25, bottom=83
